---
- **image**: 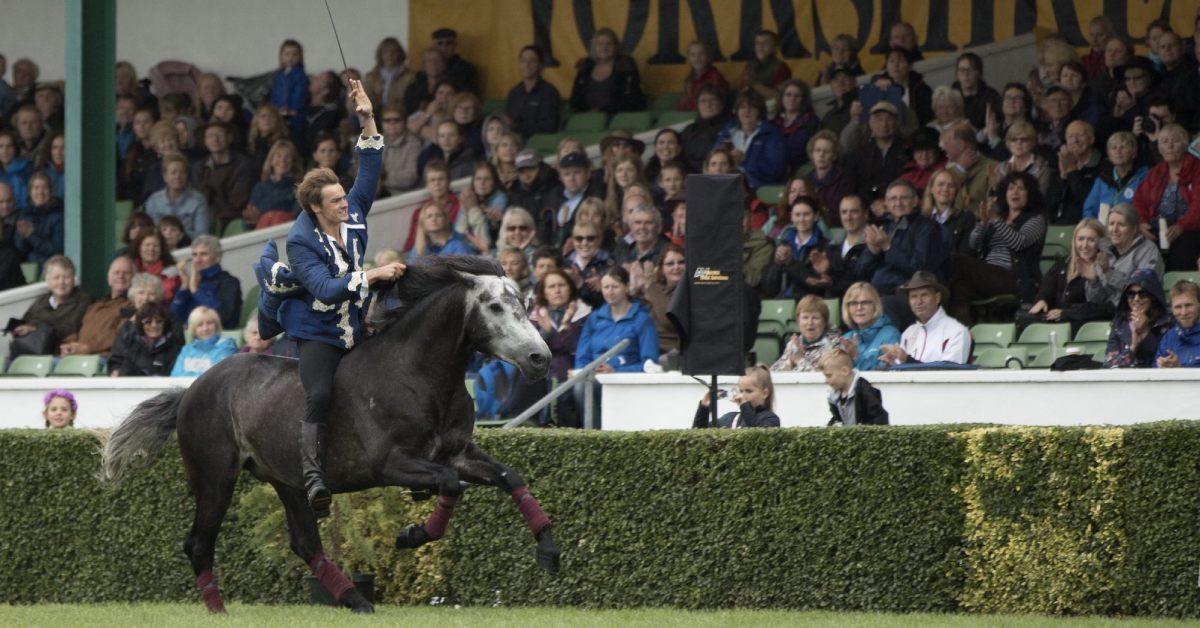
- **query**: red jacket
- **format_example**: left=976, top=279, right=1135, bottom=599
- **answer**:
left=678, top=66, right=730, bottom=111
left=1133, top=154, right=1200, bottom=231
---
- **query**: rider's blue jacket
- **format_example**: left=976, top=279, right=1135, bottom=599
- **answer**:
left=256, top=134, right=383, bottom=350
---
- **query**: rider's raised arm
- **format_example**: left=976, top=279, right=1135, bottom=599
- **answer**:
left=346, top=77, right=383, bottom=218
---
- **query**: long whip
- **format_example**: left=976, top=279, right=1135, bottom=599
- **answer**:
left=323, top=0, right=349, bottom=75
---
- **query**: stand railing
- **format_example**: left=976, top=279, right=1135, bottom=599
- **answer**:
left=502, top=339, right=630, bottom=430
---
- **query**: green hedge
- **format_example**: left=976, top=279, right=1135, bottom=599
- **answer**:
left=1, top=424, right=1199, bottom=615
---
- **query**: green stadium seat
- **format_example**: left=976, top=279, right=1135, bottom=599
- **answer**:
left=1027, top=348, right=1060, bottom=368
left=1045, top=225, right=1073, bottom=254
left=824, top=298, right=841, bottom=330
left=527, top=133, right=562, bottom=155
left=1040, top=258, right=1056, bottom=275
left=564, top=112, right=606, bottom=132
left=651, top=92, right=682, bottom=112
left=1164, top=271, right=1200, bottom=291
left=973, top=346, right=1026, bottom=369
left=482, top=99, right=506, bottom=116
left=465, top=378, right=476, bottom=400
left=753, top=334, right=781, bottom=366
left=1073, top=321, right=1111, bottom=343
left=1014, top=323, right=1070, bottom=364
left=7, top=355, right=52, bottom=377
left=221, top=329, right=244, bottom=348
left=655, top=110, right=695, bottom=127
left=222, top=220, right=246, bottom=237
left=21, top=262, right=39, bottom=285
left=756, top=185, right=785, bottom=204
left=574, top=131, right=608, bottom=148
left=54, top=354, right=102, bottom=377
left=826, top=228, right=845, bottom=245
left=241, top=285, right=260, bottom=327
left=609, top=111, right=653, bottom=132
left=758, top=299, right=795, bottom=338
left=1066, top=342, right=1106, bottom=360
left=1016, top=322, right=1071, bottom=346
left=971, top=323, right=1016, bottom=349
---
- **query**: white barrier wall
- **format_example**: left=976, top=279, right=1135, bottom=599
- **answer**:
left=3, top=368, right=1199, bottom=431
left=597, top=369, right=1200, bottom=430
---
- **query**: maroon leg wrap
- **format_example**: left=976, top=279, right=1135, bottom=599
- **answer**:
left=425, top=494, right=458, bottom=540
left=308, top=553, right=354, bottom=601
left=510, top=486, right=551, bottom=534
left=196, top=570, right=226, bottom=614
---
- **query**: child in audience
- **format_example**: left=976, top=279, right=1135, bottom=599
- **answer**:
left=658, top=161, right=686, bottom=204
left=42, top=389, right=77, bottom=429
left=271, top=39, right=309, bottom=133
left=692, top=365, right=781, bottom=428
left=819, top=349, right=889, bottom=426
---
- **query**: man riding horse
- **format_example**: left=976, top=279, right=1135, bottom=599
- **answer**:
left=255, top=78, right=405, bottom=517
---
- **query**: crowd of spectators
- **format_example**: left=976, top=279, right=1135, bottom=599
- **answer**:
left=5, top=16, right=1200, bottom=424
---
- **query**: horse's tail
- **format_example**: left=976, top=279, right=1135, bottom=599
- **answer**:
left=101, top=388, right=186, bottom=484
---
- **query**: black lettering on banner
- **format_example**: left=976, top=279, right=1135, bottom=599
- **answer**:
left=868, top=0, right=903, bottom=54
left=646, top=0, right=728, bottom=64
left=731, top=0, right=810, bottom=61
left=530, top=0, right=559, bottom=67
left=570, top=0, right=649, bottom=55
left=1048, top=0, right=1086, bottom=45
left=807, top=0, right=831, bottom=58
left=966, top=0, right=996, bottom=48
left=1104, top=0, right=1174, bottom=43
left=1014, top=0, right=1037, bottom=37
left=846, top=0, right=875, bottom=56
left=922, top=0, right=957, bottom=52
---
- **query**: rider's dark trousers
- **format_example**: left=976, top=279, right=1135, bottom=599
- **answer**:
left=298, top=339, right=349, bottom=424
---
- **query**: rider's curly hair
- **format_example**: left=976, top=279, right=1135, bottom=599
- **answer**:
left=295, top=168, right=341, bottom=217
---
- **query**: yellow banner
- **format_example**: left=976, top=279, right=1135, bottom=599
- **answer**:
left=409, top=0, right=1199, bottom=101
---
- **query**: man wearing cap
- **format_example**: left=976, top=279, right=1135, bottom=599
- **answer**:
left=541, top=152, right=601, bottom=247
left=857, top=179, right=949, bottom=296
left=940, top=121, right=996, bottom=215
left=506, top=45, right=561, bottom=138
left=842, top=100, right=910, bottom=210
left=879, top=271, right=971, bottom=365
left=509, top=148, right=557, bottom=214
left=432, top=28, right=478, bottom=94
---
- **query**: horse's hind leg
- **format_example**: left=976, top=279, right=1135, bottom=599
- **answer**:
left=181, top=454, right=238, bottom=613
left=451, top=443, right=559, bottom=573
left=270, top=482, right=373, bottom=613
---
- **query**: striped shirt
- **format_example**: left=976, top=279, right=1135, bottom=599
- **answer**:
left=969, top=213, right=1046, bottom=270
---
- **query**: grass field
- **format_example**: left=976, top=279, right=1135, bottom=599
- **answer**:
left=1, top=604, right=1197, bottom=627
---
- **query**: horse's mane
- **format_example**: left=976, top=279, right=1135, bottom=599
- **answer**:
left=373, top=256, right=504, bottom=331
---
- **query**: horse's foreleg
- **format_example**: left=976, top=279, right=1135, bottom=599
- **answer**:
left=271, top=482, right=373, bottom=613
left=379, top=452, right=463, bottom=550
left=452, top=444, right=559, bottom=573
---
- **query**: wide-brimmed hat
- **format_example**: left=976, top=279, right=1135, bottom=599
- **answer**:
left=896, top=271, right=949, bottom=303
left=599, top=130, right=646, bottom=155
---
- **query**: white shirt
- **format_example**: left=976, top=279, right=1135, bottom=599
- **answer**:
left=900, top=307, right=971, bottom=364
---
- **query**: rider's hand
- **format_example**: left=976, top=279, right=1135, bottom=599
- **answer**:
left=366, top=262, right=405, bottom=284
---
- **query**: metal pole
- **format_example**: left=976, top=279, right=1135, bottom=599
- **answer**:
left=65, top=0, right=116, bottom=296
left=503, top=339, right=630, bottom=429
left=709, top=374, right=719, bottom=426
left=583, top=376, right=595, bottom=430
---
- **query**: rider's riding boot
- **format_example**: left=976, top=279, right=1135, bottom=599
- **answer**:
left=300, top=422, right=332, bottom=518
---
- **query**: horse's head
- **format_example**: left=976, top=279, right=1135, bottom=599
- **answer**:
left=462, top=273, right=551, bottom=380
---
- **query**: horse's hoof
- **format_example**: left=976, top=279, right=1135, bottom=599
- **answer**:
left=535, top=529, right=560, bottom=574
left=340, top=588, right=374, bottom=613
left=395, top=524, right=431, bottom=550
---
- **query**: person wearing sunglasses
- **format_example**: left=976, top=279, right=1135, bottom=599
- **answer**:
left=562, top=217, right=614, bottom=308
left=1103, top=268, right=1170, bottom=368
